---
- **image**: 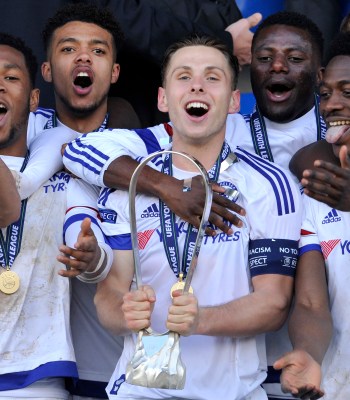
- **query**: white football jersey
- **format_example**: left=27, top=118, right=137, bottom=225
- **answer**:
left=300, top=195, right=350, bottom=399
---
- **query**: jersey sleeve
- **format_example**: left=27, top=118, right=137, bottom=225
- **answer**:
left=235, top=149, right=302, bottom=278
left=16, top=127, right=78, bottom=200
left=63, top=125, right=171, bottom=188
left=299, top=194, right=322, bottom=256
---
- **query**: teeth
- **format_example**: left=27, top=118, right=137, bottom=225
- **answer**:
left=77, top=72, right=89, bottom=77
left=186, top=102, right=208, bottom=110
left=0, top=104, right=6, bottom=109
left=329, top=121, right=350, bottom=126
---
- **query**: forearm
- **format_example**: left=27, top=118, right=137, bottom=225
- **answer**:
left=196, top=284, right=291, bottom=337
left=0, top=159, right=20, bottom=227
left=103, top=155, right=180, bottom=197
left=94, top=283, right=130, bottom=336
left=289, top=304, right=332, bottom=364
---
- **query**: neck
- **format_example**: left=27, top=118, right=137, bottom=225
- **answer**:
left=55, top=103, right=108, bottom=134
left=171, top=132, right=225, bottom=172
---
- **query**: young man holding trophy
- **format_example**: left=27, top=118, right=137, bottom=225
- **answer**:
left=63, top=34, right=302, bottom=400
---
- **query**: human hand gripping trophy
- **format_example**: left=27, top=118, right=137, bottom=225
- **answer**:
left=126, top=150, right=212, bottom=389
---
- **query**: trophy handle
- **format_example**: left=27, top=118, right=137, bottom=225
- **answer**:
left=128, top=150, right=213, bottom=334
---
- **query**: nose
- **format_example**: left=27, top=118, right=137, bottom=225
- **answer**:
left=323, top=92, right=344, bottom=113
left=270, top=54, right=288, bottom=73
left=75, top=48, right=91, bottom=64
left=190, top=77, right=204, bottom=93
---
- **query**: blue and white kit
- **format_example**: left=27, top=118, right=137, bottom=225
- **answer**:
left=0, top=153, right=102, bottom=399
left=63, top=114, right=302, bottom=400
left=299, top=195, right=350, bottom=400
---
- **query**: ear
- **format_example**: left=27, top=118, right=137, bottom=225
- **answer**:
left=111, top=63, right=120, bottom=84
left=157, top=87, right=169, bottom=113
left=317, top=67, right=325, bottom=86
left=228, top=89, right=240, bottom=114
left=41, top=61, right=52, bottom=83
left=29, top=88, right=40, bottom=112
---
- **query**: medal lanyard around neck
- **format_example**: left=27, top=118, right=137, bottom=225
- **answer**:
left=159, top=142, right=231, bottom=281
left=249, top=93, right=326, bottom=162
left=44, top=111, right=109, bottom=131
left=0, top=153, right=30, bottom=270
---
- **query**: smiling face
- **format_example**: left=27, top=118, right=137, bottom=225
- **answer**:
left=320, top=55, right=350, bottom=158
left=0, top=45, right=39, bottom=156
left=251, top=25, right=320, bottom=123
left=158, top=45, right=239, bottom=149
left=42, top=21, right=119, bottom=119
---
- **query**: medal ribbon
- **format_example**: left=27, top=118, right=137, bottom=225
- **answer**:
left=249, top=93, right=326, bottom=161
left=159, top=142, right=232, bottom=279
left=0, top=153, right=30, bottom=269
left=44, top=111, right=109, bottom=132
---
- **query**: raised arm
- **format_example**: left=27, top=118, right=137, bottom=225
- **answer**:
left=0, top=158, right=20, bottom=227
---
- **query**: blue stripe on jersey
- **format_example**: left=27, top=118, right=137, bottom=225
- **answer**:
left=0, top=361, right=78, bottom=390
left=134, top=129, right=162, bottom=154
left=33, top=107, right=55, bottom=118
left=63, top=213, right=99, bottom=241
left=249, top=239, right=298, bottom=277
left=235, top=147, right=295, bottom=215
left=299, top=243, right=322, bottom=257
left=242, top=113, right=251, bottom=124
left=64, top=134, right=110, bottom=176
left=106, top=234, right=132, bottom=250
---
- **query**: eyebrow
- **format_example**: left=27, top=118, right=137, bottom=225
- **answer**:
left=254, top=45, right=308, bottom=53
left=57, top=37, right=110, bottom=48
left=171, top=65, right=226, bottom=75
left=2, top=63, right=21, bottom=71
left=320, top=79, right=350, bottom=86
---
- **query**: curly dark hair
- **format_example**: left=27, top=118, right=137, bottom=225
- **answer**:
left=42, top=2, right=124, bottom=60
left=161, top=34, right=239, bottom=90
left=326, top=32, right=350, bottom=63
left=252, top=11, right=324, bottom=63
left=0, top=32, right=37, bottom=87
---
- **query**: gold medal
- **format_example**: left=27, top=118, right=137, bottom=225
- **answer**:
left=170, top=273, right=193, bottom=298
left=0, top=267, right=20, bottom=295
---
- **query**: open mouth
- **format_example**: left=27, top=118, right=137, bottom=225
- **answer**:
left=266, top=83, right=292, bottom=97
left=73, top=72, right=93, bottom=89
left=186, top=102, right=209, bottom=117
left=326, top=121, right=350, bottom=144
left=0, top=103, right=8, bottom=121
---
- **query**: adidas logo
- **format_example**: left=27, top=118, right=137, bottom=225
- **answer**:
left=141, top=203, right=159, bottom=218
left=322, top=209, right=341, bottom=225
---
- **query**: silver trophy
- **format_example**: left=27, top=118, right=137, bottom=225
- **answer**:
left=126, top=150, right=212, bottom=389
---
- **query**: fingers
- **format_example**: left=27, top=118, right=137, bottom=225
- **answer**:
left=122, top=286, right=156, bottom=331
left=246, top=12, right=263, bottom=28
left=339, top=145, right=350, bottom=169
left=167, top=292, right=198, bottom=336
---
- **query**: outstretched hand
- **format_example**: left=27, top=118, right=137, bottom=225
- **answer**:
left=274, top=350, right=324, bottom=399
left=57, top=217, right=101, bottom=277
left=302, top=145, right=350, bottom=211
left=162, top=175, right=245, bottom=236
left=225, top=12, right=262, bottom=66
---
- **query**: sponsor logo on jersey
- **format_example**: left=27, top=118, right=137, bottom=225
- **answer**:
left=99, top=208, right=117, bottom=224
left=322, top=209, right=341, bottom=224
left=43, top=172, right=70, bottom=193
left=320, top=239, right=341, bottom=260
left=141, top=203, right=160, bottom=218
left=137, top=230, right=155, bottom=249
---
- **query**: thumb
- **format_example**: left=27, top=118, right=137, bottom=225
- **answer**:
left=80, top=217, right=93, bottom=238
left=273, top=353, right=292, bottom=370
left=246, top=12, right=263, bottom=28
left=339, top=145, right=350, bottom=169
